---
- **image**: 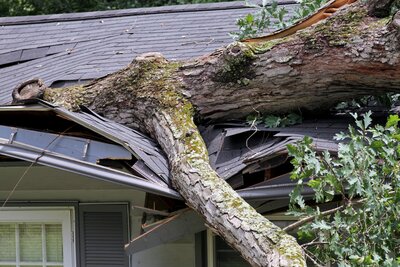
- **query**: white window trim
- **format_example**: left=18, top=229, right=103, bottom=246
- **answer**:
left=206, top=229, right=215, bottom=267
left=0, top=207, right=76, bottom=267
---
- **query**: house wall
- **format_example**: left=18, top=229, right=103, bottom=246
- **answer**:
left=0, top=165, right=195, bottom=267
left=132, top=236, right=195, bottom=267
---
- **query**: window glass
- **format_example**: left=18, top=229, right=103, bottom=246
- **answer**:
left=0, top=223, right=63, bottom=266
left=20, top=224, right=42, bottom=262
left=0, top=224, right=16, bottom=261
left=46, top=224, right=63, bottom=262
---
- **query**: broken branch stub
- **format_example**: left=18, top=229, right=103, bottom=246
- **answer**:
left=12, top=78, right=47, bottom=104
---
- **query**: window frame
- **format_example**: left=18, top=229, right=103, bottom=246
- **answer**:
left=0, top=207, right=76, bottom=267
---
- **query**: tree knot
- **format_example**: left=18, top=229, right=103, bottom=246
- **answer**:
left=226, top=42, right=254, bottom=58
left=213, top=42, right=256, bottom=83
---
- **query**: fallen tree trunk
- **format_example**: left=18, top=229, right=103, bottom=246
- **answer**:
left=13, top=1, right=400, bottom=266
left=182, top=2, right=400, bottom=120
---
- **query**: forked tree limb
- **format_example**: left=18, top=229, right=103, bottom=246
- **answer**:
left=11, top=1, right=400, bottom=266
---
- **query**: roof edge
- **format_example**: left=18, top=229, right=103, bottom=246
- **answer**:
left=0, top=0, right=297, bottom=26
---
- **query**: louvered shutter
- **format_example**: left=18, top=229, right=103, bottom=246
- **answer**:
left=79, top=204, right=129, bottom=267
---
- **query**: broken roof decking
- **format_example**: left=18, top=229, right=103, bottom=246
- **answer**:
left=0, top=101, right=170, bottom=185
left=0, top=0, right=298, bottom=105
left=0, top=101, right=349, bottom=204
left=201, top=120, right=347, bottom=188
left=0, top=101, right=346, bottom=201
left=0, top=102, right=181, bottom=199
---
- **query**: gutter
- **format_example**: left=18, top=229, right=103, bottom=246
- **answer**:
left=0, top=142, right=182, bottom=200
left=0, top=138, right=309, bottom=201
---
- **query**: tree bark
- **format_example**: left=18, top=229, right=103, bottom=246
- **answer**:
left=13, top=1, right=400, bottom=266
left=181, top=4, right=400, bottom=120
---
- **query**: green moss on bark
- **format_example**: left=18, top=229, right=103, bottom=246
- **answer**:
left=298, top=7, right=368, bottom=48
left=43, top=84, right=90, bottom=111
left=214, top=43, right=256, bottom=84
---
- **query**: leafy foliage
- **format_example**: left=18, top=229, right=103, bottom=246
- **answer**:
left=246, top=112, right=302, bottom=128
left=291, top=0, right=329, bottom=22
left=230, top=0, right=288, bottom=40
left=231, top=0, right=329, bottom=40
left=287, top=112, right=400, bottom=266
left=334, top=93, right=400, bottom=113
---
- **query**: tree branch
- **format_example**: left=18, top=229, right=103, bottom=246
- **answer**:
left=283, top=199, right=364, bottom=232
left=301, top=241, right=328, bottom=248
left=304, top=250, right=325, bottom=267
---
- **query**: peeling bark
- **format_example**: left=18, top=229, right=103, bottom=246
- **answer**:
left=12, top=1, right=400, bottom=267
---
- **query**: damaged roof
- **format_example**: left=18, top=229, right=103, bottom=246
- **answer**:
left=0, top=100, right=348, bottom=202
left=0, top=0, right=298, bottom=105
left=0, top=101, right=180, bottom=199
left=0, top=1, right=348, bottom=201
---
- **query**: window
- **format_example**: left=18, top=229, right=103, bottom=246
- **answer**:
left=0, top=209, right=75, bottom=267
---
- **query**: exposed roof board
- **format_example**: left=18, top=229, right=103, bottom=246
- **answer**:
left=0, top=124, right=132, bottom=164
left=0, top=1, right=298, bottom=105
left=125, top=208, right=205, bottom=255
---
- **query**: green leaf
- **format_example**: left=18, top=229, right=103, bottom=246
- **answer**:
left=363, top=110, right=372, bottom=129
left=245, top=13, right=254, bottom=23
left=371, top=140, right=384, bottom=150
left=303, top=135, right=313, bottom=146
left=311, top=220, right=331, bottom=230
left=286, top=143, right=298, bottom=156
left=386, top=114, right=400, bottom=128
left=308, top=179, right=321, bottom=189
left=264, top=115, right=281, bottom=128
left=286, top=113, right=302, bottom=125
left=246, top=113, right=262, bottom=126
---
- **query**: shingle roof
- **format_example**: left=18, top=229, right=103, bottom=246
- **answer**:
left=0, top=0, right=297, bottom=105
left=0, top=1, right=350, bottom=202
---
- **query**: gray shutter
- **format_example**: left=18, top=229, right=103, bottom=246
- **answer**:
left=79, top=204, right=129, bottom=267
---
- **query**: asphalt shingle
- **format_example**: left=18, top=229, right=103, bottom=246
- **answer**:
left=0, top=0, right=298, bottom=105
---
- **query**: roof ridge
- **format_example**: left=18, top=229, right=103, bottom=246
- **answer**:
left=0, top=0, right=297, bottom=26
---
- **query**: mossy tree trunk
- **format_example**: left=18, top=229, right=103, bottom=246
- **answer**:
left=15, top=1, right=400, bottom=267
